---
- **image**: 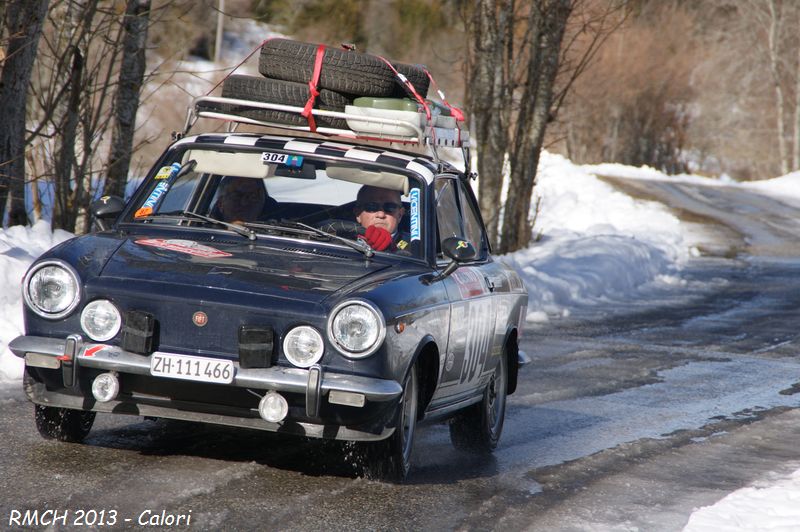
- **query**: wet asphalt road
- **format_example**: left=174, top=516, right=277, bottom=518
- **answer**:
left=3, top=178, right=800, bottom=531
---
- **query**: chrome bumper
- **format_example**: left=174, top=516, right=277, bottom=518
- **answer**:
left=10, top=335, right=402, bottom=405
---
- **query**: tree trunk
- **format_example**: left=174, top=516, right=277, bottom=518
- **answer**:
left=793, top=37, right=800, bottom=170
left=0, top=0, right=49, bottom=226
left=106, top=0, right=151, bottom=199
left=767, top=0, right=789, bottom=174
left=53, top=46, right=84, bottom=231
left=499, top=0, right=572, bottom=253
left=467, top=0, right=514, bottom=249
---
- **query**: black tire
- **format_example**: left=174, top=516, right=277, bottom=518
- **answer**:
left=449, top=350, right=508, bottom=453
left=199, top=74, right=352, bottom=129
left=362, top=365, right=419, bottom=482
left=391, top=62, right=430, bottom=99
left=259, top=38, right=395, bottom=97
left=34, top=404, right=95, bottom=443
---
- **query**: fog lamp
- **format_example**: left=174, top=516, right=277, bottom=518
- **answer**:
left=81, top=299, right=122, bottom=342
left=258, top=391, right=288, bottom=423
left=91, top=372, right=120, bottom=402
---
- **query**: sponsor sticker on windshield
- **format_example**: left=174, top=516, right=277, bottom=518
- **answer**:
left=135, top=182, right=170, bottom=218
left=261, top=152, right=303, bottom=168
left=154, top=162, right=181, bottom=180
left=409, top=187, right=421, bottom=241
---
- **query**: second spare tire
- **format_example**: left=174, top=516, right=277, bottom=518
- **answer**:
left=259, top=38, right=429, bottom=98
left=198, top=74, right=352, bottom=129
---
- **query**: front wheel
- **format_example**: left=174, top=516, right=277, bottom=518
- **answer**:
left=362, top=365, right=419, bottom=482
left=34, top=404, right=95, bottom=443
left=449, top=351, right=508, bottom=453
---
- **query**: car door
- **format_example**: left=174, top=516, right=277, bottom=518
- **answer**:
left=432, top=174, right=499, bottom=400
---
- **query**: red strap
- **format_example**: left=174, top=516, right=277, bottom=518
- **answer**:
left=376, top=56, right=431, bottom=122
left=422, top=68, right=465, bottom=122
left=302, top=44, right=326, bottom=132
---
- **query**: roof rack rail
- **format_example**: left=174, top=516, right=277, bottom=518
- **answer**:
left=183, top=96, right=470, bottom=165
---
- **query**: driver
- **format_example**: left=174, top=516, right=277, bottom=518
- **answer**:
left=354, top=185, right=410, bottom=252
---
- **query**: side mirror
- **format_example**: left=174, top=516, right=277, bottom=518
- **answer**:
left=91, top=195, right=125, bottom=231
left=442, top=237, right=477, bottom=262
left=425, top=237, right=476, bottom=284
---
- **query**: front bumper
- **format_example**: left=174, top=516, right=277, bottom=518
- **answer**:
left=11, top=335, right=403, bottom=441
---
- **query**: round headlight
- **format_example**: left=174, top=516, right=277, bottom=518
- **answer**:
left=283, top=326, right=324, bottom=368
left=23, top=260, right=81, bottom=319
left=80, top=299, right=122, bottom=342
left=328, top=300, right=385, bottom=358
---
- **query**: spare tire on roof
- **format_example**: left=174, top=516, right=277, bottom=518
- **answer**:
left=197, top=74, right=351, bottom=129
left=391, top=63, right=430, bottom=99
left=258, top=38, right=429, bottom=98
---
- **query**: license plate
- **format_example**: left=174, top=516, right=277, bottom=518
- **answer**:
left=150, top=352, right=234, bottom=384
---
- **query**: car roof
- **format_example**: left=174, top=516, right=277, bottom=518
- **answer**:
left=173, top=133, right=448, bottom=184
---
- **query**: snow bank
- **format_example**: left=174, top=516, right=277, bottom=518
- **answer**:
left=741, top=170, right=800, bottom=203
left=683, top=467, right=800, bottom=531
left=0, top=221, right=73, bottom=382
left=502, top=152, right=689, bottom=321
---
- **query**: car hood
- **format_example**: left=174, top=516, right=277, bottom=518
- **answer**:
left=99, top=236, right=392, bottom=304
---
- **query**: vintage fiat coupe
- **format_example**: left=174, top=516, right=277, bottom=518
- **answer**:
left=11, top=40, right=528, bottom=481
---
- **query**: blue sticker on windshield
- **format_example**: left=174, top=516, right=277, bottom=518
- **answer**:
left=285, top=155, right=304, bottom=168
left=143, top=182, right=169, bottom=209
left=409, top=188, right=421, bottom=241
left=135, top=181, right=170, bottom=218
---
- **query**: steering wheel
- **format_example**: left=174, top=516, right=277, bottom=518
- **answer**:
left=316, top=219, right=364, bottom=237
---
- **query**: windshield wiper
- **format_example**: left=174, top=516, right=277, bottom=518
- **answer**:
left=181, top=211, right=256, bottom=241
left=139, top=210, right=257, bottom=241
left=244, top=220, right=374, bottom=258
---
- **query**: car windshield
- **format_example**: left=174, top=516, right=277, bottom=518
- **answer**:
left=127, top=146, right=425, bottom=258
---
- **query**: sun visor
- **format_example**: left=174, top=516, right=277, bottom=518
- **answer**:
left=182, top=149, right=272, bottom=179
left=326, top=165, right=409, bottom=194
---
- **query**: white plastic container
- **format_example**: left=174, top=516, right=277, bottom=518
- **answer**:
left=344, top=105, right=422, bottom=137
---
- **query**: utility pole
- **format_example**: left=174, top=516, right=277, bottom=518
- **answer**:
left=214, top=0, right=224, bottom=63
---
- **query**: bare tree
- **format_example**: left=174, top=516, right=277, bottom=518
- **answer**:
left=766, top=0, right=789, bottom=174
left=465, top=0, right=628, bottom=252
left=106, top=0, right=151, bottom=199
left=499, top=0, right=573, bottom=253
left=559, top=3, right=694, bottom=173
left=28, top=1, right=164, bottom=233
left=737, top=0, right=800, bottom=174
left=0, top=0, right=49, bottom=226
left=464, top=0, right=515, bottom=248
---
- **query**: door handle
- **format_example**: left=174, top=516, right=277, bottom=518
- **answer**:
left=484, top=276, right=495, bottom=292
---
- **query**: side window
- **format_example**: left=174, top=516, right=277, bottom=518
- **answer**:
left=434, top=178, right=461, bottom=258
left=457, top=180, right=487, bottom=259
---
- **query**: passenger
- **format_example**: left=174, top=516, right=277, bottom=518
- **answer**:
left=215, top=176, right=271, bottom=224
left=354, top=185, right=411, bottom=252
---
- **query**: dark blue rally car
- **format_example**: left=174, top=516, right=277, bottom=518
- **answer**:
left=11, top=68, right=528, bottom=480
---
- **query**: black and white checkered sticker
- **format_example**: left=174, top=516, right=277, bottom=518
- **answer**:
left=174, top=133, right=442, bottom=182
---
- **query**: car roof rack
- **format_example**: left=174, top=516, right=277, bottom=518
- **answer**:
left=182, top=96, right=471, bottom=170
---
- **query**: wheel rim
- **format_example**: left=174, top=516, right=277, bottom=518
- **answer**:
left=398, top=369, right=418, bottom=464
left=486, top=355, right=507, bottom=435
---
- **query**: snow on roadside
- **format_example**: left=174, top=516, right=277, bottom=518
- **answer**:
left=683, top=468, right=800, bottom=531
left=0, top=222, right=73, bottom=382
left=741, top=170, right=800, bottom=204
left=502, top=151, right=690, bottom=322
